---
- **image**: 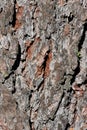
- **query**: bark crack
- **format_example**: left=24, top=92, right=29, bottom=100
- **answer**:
left=70, top=22, right=87, bottom=85
left=11, top=44, right=21, bottom=71
left=49, top=91, right=64, bottom=121
left=11, top=0, right=16, bottom=27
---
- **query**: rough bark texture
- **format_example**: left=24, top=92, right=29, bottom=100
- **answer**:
left=0, top=0, right=87, bottom=130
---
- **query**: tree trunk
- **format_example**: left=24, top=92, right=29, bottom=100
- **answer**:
left=0, top=0, right=87, bottom=130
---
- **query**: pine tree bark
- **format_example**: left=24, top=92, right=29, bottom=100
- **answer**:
left=0, top=0, right=87, bottom=130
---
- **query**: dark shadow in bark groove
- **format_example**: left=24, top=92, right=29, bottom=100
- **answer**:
left=49, top=91, right=65, bottom=121
left=10, top=0, right=16, bottom=27
left=65, top=123, right=70, bottom=130
left=11, top=44, right=21, bottom=71
left=70, top=62, right=80, bottom=84
left=3, top=71, right=14, bottom=81
left=12, top=87, right=16, bottom=94
left=77, top=79, right=87, bottom=86
left=29, top=118, right=32, bottom=130
left=43, top=51, right=50, bottom=73
left=2, top=44, right=21, bottom=83
left=37, top=80, right=44, bottom=91
left=78, top=23, right=87, bottom=52
left=70, top=22, right=87, bottom=85
left=68, top=12, right=74, bottom=23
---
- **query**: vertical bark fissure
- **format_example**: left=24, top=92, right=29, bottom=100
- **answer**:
left=11, top=0, right=16, bottom=27
left=70, top=22, right=87, bottom=85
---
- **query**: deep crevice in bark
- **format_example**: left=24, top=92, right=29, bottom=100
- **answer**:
left=77, top=79, right=87, bottom=86
left=78, top=23, right=87, bottom=52
left=68, top=12, right=74, bottom=23
left=11, top=44, right=21, bottom=71
left=70, top=62, right=80, bottom=84
left=11, top=0, right=16, bottom=27
left=49, top=91, right=64, bottom=121
left=43, top=50, right=50, bottom=77
left=65, top=123, right=70, bottom=130
left=29, top=118, right=32, bottom=130
left=43, top=52, right=50, bottom=72
left=37, top=79, right=44, bottom=91
left=35, top=50, right=50, bottom=90
left=28, top=91, right=33, bottom=130
left=4, top=71, right=14, bottom=80
left=12, top=87, right=16, bottom=94
left=70, top=22, right=87, bottom=85
left=60, top=78, right=66, bottom=85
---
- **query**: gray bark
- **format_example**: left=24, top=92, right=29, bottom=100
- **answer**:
left=0, top=0, right=87, bottom=130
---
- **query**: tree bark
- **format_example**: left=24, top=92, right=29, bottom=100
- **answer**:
left=0, top=0, right=87, bottom=130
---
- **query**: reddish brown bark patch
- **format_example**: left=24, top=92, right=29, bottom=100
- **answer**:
left=36, top=50, right=52, bottom=78
left=0, top=119, right=9, bottom=130
left=58, top=0, right=65, bottom=6
left=42, top=127, right=48, bottom=130
left=26, top=37, right=41, bottom=60
left=69, top=128, right=74, bottom=130
left=63, top=24, right=70, bottom=36
left=14, top=4, right=24, bottom=29
left=27, top=45, right=34, bottom=60
left=36, top=66, right=44, bottom=77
